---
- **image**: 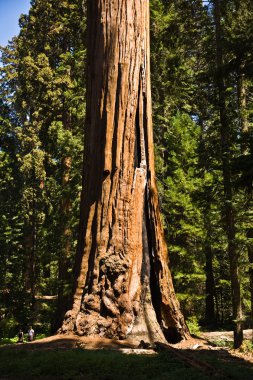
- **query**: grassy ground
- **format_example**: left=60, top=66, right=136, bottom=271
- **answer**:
left=0, top=346, right=253, bottom=380
left=0, top=334, right=46, bottom=346
left=185, top=349, right=253, bottom=380
left=0, top=348, right=204, bottom=380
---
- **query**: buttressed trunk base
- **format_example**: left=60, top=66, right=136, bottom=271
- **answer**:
left=61, top=0, right=189, bottom=344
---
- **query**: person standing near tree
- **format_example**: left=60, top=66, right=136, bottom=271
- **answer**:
left=27, top=326, right=35, bottom=342
left=17, top=329, right=24, bottom=343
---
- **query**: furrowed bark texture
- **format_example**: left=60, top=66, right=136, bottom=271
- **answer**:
left=62, top=0, right=189, bottom=343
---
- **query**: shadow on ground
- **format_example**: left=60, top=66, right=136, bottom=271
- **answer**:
left=0, top=337, right=253, bottom=380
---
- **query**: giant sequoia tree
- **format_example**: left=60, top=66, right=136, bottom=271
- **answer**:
left=61, top=0, right=189, bottom=343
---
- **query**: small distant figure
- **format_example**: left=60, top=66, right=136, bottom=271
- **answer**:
left=17, top=329, right=24, bottom=343
left=28, top=326, right=35, bottom=342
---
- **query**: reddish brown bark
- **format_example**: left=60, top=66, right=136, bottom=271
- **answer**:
left=61, top=0, right=189, bottom=343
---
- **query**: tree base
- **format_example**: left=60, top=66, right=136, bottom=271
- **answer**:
left=60, top=297, right=188, bottom=344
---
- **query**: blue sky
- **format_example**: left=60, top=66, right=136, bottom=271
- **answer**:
left=0, top=0, right=31, bottom=46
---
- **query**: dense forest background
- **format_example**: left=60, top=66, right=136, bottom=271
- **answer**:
left=1, top=0, right=253, bottom=339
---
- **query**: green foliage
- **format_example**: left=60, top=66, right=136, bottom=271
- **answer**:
left=0, top=0, right=85, bottom=333
left=186, top=316, right=201, bottom=336
left=0, top=316, right=18, bottom=339
left=211, top=339, right=233, bottom=349
left=151, top=0, right=253, bottom=330
left=239, top=340, right=253, bottom=353
left=151, top=1, right=209, bottom=322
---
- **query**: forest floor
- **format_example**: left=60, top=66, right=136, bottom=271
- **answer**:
left=0, top=332, right=253, bottom=379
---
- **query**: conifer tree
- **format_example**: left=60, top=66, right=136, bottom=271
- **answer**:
left=0, top=0, right=85, bottom=331
left=62, top=0, right=189, bottom=343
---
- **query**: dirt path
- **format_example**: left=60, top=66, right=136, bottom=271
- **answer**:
left=3, top=333, right=206, bottom=352
left=201, top=329, right=252, bottom=342
left=3, top=331, right=253, bottom=363
left=3, top=331, right=252, bottom=355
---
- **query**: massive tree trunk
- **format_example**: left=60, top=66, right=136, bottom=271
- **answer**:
left=61, top=0, right=189, bottom=343
left=213, top=0, right=243, bottom=349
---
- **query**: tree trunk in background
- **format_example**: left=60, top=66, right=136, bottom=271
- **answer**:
left=213, top=0, right=243, bottom=348
left=205, top=244, right=216, bottom=324
left=54, top=151, right=72, bottom=331
left=246, top=229, right=253, bottom=332
left=61, top=0, right=189, bottom=343
left=199, top=119, right=216, bottom=326
left=53, top=39, right=74, bottom=332
left=237, top=61, right=248, bottom=139
left=24, top=177, right=37, bottom=314
left=237, top=58, right=253, bottom=333
left=24, top=230, right=36, bottom=308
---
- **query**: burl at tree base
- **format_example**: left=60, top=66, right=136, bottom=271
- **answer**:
left=61, top=0, right=190, bottom=344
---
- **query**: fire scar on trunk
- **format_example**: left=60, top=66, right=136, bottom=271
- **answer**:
left=61, top=0, right=189, bottom=344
